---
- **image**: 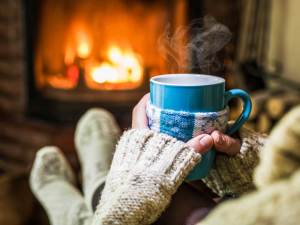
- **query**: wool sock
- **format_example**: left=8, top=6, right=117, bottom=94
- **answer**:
left=30, top=147, right=92, bottom=225
left=75, top=108, right=120, bottom=210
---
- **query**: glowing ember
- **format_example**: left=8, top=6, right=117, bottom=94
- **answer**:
left=47, top=65, right=79, bottom=89
left=90, top=46, right=143, bottom=84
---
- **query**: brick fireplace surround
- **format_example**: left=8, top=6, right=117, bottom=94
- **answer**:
left=0, top=1, right=53, bottom=224
left=0, top=0, right=144, bottom=222
left=0, top=0, right=82, bottom=175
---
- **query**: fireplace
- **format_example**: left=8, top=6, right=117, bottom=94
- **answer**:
left=0, top=1, right=243, bottom=223
left=24, top=0, right=190, bottom=123
left=0, top=0, right=240, bottom=177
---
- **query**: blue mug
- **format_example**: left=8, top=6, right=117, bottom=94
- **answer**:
left=148, top=74, right=252, bottom=181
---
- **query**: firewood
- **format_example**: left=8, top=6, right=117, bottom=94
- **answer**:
left=245, top=122, right=256, bottom=131
left=257, top=112, right=272, bottom=133
left=266, top=93, right=300, bottom=119
left=249, top=90, right=270, bottom=120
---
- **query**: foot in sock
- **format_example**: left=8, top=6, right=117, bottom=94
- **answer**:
left=30, top=146, right=93, bottom=225
left=75, top=108, right=121, bottom=210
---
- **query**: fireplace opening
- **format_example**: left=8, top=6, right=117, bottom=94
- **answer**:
left=25, top=0, right=190, bottom=124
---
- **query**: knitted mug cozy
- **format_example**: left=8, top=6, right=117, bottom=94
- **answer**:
left=146, top=102, right=229, bottom=142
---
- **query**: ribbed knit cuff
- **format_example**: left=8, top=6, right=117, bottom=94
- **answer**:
left=115, top=129, right=202, bottom=187
left=202, top=126, right=267, bottom=196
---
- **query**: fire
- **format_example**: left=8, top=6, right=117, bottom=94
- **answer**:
left=91, top=63, right=119, bottom=83
left=45, top=40, right=143, bottom=90
left=64, top=45, right=76, bottom=65
left=90, top=46, right=143, bottom=85
left=36, top=0, right=175, bottom=92
left=77, top=41, right=90, bottom=59
left=76, top=30, right=91, bottom=59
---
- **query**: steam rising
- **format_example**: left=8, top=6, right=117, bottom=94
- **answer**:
left=158, top=16, right=232, bottom=74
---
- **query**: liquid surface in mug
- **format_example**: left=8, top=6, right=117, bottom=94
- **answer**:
left=151, top=74, right=224, bottom=86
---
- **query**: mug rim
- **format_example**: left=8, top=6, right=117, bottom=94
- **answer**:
left=150, top=74, right=225, bottom=87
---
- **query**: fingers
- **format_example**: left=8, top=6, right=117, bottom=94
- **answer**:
left=211, top=130, right=241, bottom=155
left=132, top=93, right=150, bottom=129
left=188, top=131, right=241, bottom=155
left=187, top=134, right=214, bottom=154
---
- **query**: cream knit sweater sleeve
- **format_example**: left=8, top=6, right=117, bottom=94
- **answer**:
left=93, top=127, right=265, bottom=224
left=93, top=129, right=201, bottom=225
left=202, top=126, right=267, bottom=196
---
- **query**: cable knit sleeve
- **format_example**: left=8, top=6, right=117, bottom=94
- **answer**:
left=201, top=126, right=267, bottom=197
left=94, top=129, right=202, bottom=225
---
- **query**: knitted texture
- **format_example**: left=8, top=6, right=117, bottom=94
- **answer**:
left=92, top=129, right=201, bottom=225
left=146, top=102, right=263, bottom=196
left=75, top=108, right=120, bottom=209
left=254, top=106, right=300, bottom=187
left=198, top=106, right=300, bottom=225
left=30, top=147, right=93, bottom=225
left=198, top=170, right=300, bottom=225
left=146, top=102, right=228, bottom=142
left=201, top=126, right=266, bottom=196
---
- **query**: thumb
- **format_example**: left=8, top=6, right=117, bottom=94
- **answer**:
left=187, top=134, right=213, bottom=154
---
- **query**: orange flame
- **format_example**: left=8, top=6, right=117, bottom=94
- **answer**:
left=64, top=45, right=76, bottom=65
left=76, top=30, right=91, bottom=59
left=90, top=46, right=143, bottom=85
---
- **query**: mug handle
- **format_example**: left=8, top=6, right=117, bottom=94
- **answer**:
left=225, top=89, right=252, bottom=135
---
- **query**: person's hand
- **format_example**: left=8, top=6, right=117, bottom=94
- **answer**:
left=132, top=94, right=241, bottom=155
left=187, top=131, right=241, bottom=155
left=132, top=93, right=149, bottom=129
left=210, top=130, right=241, bottom=155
